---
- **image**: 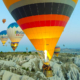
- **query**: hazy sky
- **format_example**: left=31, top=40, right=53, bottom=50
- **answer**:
left=0, top=0, right=80, bottom=52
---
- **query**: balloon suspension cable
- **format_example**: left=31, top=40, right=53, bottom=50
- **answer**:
left=37, top=50, right=45, bottom=63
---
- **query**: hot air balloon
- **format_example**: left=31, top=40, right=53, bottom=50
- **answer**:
left=3, top=0, right=78, bottom=77
left=63, top=44, right=65, bottom=47
left=8, top=42, right=10, bottom=44
left=0, top=30, right=8, bottom=46
left=2, top=19, right=6, bottom=23
left=7, top=22, right=24, bottom=51
left=54, top=45, right=60, bottom=57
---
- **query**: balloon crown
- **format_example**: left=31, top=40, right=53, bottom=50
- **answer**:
left=8, top=22, right=19, bottom=29
left=0, top=30, right=7, bottom=35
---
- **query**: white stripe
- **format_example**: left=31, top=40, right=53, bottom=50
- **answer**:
left=9, top=0, right=76, bottom=13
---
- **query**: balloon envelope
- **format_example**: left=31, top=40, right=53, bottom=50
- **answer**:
left=54, top=45, right=60, bottom=57
left=0, top=30, right=8, bottom=46
left=2, top=19, right=6, bottom=23
left=11, top=42, right=19, bottom=51
left=7, top=22, right=24, bottom=51
left=3, top=0, right=78, bottom=60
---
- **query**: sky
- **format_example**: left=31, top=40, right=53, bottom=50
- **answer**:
left=0, top=0, right=80, bottom=52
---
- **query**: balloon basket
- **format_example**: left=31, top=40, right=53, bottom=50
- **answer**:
left=42, top=63, right=53, bottom=77
left=43, top=70, right=53, bottom=77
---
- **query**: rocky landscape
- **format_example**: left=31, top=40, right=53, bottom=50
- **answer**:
left=0, top=52, right=80, bottom=80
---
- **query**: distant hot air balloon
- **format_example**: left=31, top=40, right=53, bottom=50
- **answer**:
left=2, top=19, right=6, bottom=23
left=7, top=22, right=24, bottom=51
left=3, top=0, right=78, bottom=77
left=0, top=30, right=8, bottom=46
left=63, top=44, right=65, bottom=47
left=8, top=42, right=10, bottom=44
left=54, top=45, right=60, bottom=57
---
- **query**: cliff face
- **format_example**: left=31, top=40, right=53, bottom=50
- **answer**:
left=0, top=52, right=80, bottom=80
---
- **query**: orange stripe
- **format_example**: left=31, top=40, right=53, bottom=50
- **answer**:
left=17, top=14, right=69, bottom=25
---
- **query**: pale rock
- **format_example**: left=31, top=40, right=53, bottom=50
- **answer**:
left=10, top=75, right=21, bottom=80
left=20, top=75, right=29, bottom=80
left=2, top=71, right=13, bottom=80
left=1, top=70, right=34, bottom=80
left=50, top=62, right=65, bottom=80
left=38, top=59, right=43, bottom=70
left=22, top=58, right=40, bottom=71
left=67, top=64, right=80, bottom=80
left=0, top=60, right=4, bottom=65
left=18, top=60, right=28, bottom=66
left=0, top=60, right=20, bottom=70
left=0, top=70, right=5, bottom=77
left=27, top=77, right=35, bottom=80
left=49, top=75, right=64, bottom=80
left=25, top=56, right=30, bottom=61
left=74, top=56, right=80, bottom=67
left=34, top=71, right=47, bottom=80
left=3, top=60, right=20, bottom=68
left=16, top=68, right=26, bottom=75
left=28, top=55, right=35, bottom=59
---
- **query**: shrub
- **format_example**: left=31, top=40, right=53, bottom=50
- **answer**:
left=29, top=51, right=31, bottom=54
left=0, top=51, right=3, bottom=53
left=22, top=67, right=26, bottom=70
left=26, top=68, right=29, bottom=71
left=31, top=68, right=35, bottom=72
left=22, top=67, right=29, bottom=71
left=35, top=52, right=38, bottom=54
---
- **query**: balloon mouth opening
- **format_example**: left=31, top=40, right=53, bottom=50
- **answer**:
left=44, top=50, right=48, bottom=62
left=55, top=53, right=59, bottom=57
left=11, top=42, right=19, bottom=51
left=14, top=44, right=17, bottom=47
left=3, top=44, right=4, bottom=46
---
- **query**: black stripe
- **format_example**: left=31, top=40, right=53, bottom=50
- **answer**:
left=11, top=3, right=74, bottom=21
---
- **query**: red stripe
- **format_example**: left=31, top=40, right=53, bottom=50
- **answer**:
left=20, top=20, right=67, bottom=30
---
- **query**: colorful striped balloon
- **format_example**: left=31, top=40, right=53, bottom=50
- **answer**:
left=3, top=0, right=78, bottom=60
left=11, top=42, right=19, bottom=51
left=54, top=45, right=60, bottom=57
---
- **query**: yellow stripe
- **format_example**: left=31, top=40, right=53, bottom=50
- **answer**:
left=23, top=26, right=64, bottom=60
left=1, top=41, right=6, bottom=45
left=23, top=26, right=64, bottom=39
left=55, top=53, right=59, bottom=57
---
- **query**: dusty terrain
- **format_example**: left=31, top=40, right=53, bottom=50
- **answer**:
left=0, top=52, right=80, bottom=80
